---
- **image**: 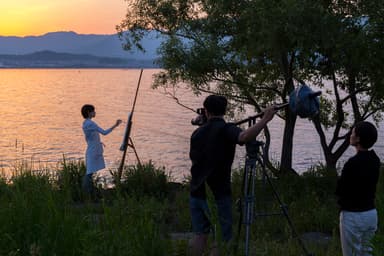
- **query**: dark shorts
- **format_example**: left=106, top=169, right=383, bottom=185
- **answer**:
left=190, top=196, right=233, bottom=242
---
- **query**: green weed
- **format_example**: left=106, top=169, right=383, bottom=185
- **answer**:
left=0, top=161, right=383, bottom=255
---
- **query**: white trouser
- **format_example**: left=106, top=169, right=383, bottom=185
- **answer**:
left=339, top=209, right=378, bottom=256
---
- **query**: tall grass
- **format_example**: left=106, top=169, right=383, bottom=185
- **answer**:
left=0, top=160, right=383, bottom=255
left=0, top=171, right=86, bottom=255
left=0, top=161, right=172, bottom=256
left=57, top=157, right=86, bottom=202
left=119, top=161, right=170, bottom=199
left=371, top=168, right=384, bottom=255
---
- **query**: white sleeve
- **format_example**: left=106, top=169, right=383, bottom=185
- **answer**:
left=85, top=120, right=112, bottom=136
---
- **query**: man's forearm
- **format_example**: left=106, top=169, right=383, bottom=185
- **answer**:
left=238, top=118, right=269, bottom=143
left=237, top=105, right=276, bottom=143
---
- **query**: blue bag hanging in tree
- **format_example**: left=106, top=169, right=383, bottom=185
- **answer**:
left=289, top=83, right=321, bottom=118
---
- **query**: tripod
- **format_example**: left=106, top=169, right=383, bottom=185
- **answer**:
left=234, top=140, right=313, bottom=256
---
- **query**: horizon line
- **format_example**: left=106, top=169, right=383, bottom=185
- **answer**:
left=0, top=30, right=119, bottom=38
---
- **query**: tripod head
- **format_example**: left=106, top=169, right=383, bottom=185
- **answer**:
left=245, top=140, right=264, bottom=160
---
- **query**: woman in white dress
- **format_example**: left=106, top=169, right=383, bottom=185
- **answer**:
left=81, top=104, right=122, bottom=195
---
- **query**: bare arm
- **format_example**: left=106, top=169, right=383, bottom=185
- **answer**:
left=238, top=106, right=277, bottom=143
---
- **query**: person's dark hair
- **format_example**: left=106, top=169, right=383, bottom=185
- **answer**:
left=81, top=104, right=95, bottom=119
left=203, top=95, right=227, bottom=116
left=354, top=121, right=377, bottom=149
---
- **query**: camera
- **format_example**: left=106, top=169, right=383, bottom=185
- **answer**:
left=191, top=108, right=207, bottom=126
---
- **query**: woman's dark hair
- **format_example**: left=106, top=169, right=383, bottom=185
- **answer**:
left=81, top=104, right=95, bottom=119
left=354, top=121, right=377, bottom=149
left=203, top=95, right=227, bottom=116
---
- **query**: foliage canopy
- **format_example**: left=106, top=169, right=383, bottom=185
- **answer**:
left=118, top=0, right=384, bottom=173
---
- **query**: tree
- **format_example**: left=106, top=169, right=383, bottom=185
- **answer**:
left=305, top=0, right=384, bottom=172
left=117, top=0, right=384, bottom=175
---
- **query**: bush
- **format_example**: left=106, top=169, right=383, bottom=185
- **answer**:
left=56, top=158, right=86, bottom=202
left=120, top=161, right=170, bottom=199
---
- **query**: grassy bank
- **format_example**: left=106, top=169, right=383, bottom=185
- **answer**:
left=0, top=160, right=383, bottom=255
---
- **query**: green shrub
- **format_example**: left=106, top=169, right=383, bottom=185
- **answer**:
left=0, top=170, right=85, bottom=255
left=0, top=173, right=8, bottom=196
left=56, top=158, right=86, bottom=201
left=120, top=161, right=170, bottom=199
left=0, top=159, right=382, bottom=255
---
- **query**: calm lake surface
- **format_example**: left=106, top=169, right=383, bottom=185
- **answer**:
left=0, top=69, right=383, bottom=181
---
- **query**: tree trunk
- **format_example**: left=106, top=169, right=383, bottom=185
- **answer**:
left=323, top=140, right=350, bottom=175
left=279, top=107, right=298, bottom=175
left=278, top=52, right=299, bottom=176
left=312, top=116, right=349, bottom=176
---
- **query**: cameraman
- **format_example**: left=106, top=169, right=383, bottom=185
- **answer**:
left=188, top=95, right=277, bottom=256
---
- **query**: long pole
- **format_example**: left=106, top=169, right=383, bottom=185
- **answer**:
left=235, top=103, right=289, bottom=126
left=116, top=69, right=143, bottom=186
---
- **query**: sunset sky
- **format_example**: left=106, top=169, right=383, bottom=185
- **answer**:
left=0, top=0, right=128, bottom=37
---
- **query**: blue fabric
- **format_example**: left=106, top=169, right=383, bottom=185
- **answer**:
left=289, top=83, right=320, bottom=118
left=190, top=196, right=233, bottom=242
left=340, top=209, right=377, bottom=256
left=215, top=196, right=233, bottom=241
left=190, top=196, right=211, bottom=235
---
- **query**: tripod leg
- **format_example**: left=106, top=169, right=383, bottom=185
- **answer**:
left=233, top=172, right=246, bottom=254
left=242, top=163, right=257, bottom=256
left=259, top=159, right=313, bottom=256
left=234, top=162, right=256, bottom=256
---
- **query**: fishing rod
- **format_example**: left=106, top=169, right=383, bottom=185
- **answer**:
left=116, top=69, right=143, bottom=186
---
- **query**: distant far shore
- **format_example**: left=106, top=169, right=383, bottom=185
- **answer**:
left=0, top=66, right=156, bottom=69
left=0, top=50, right=158, bottom=69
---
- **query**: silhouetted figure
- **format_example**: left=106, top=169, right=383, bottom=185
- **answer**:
left=81, top=104, right=121, bottom=198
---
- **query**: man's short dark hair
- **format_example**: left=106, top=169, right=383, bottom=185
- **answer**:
left=354, top=121, right=377, bottom=149
left=81, top=104, right=95, bottom=119
left=203, top=95, right=227, bottom=116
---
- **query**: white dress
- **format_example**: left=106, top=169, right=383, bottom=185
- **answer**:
left=82, top=119, right=113, bottom=174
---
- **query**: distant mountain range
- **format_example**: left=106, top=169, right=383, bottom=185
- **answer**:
left=0, top=50, right=156, bottom=68
left=0, top=31, right=162, bottom=68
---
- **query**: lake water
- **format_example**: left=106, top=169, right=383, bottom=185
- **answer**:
left=0, top=69, right=383, bottom=181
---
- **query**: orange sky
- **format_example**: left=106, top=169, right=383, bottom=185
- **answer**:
left=0, top=0, right=128, bottom=37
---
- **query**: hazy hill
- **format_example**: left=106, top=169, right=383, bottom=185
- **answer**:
left=0, top=31, right=161, bottom=60
left=0, top=50, right=156, bottom=68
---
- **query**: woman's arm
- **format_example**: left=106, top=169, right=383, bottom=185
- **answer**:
left=96, top=119, right=122, bottom=135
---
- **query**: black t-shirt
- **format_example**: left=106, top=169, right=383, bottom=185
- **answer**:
left=189, top=117, right=243, bottom=199
left=336, top=150, right=381, bottom=211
